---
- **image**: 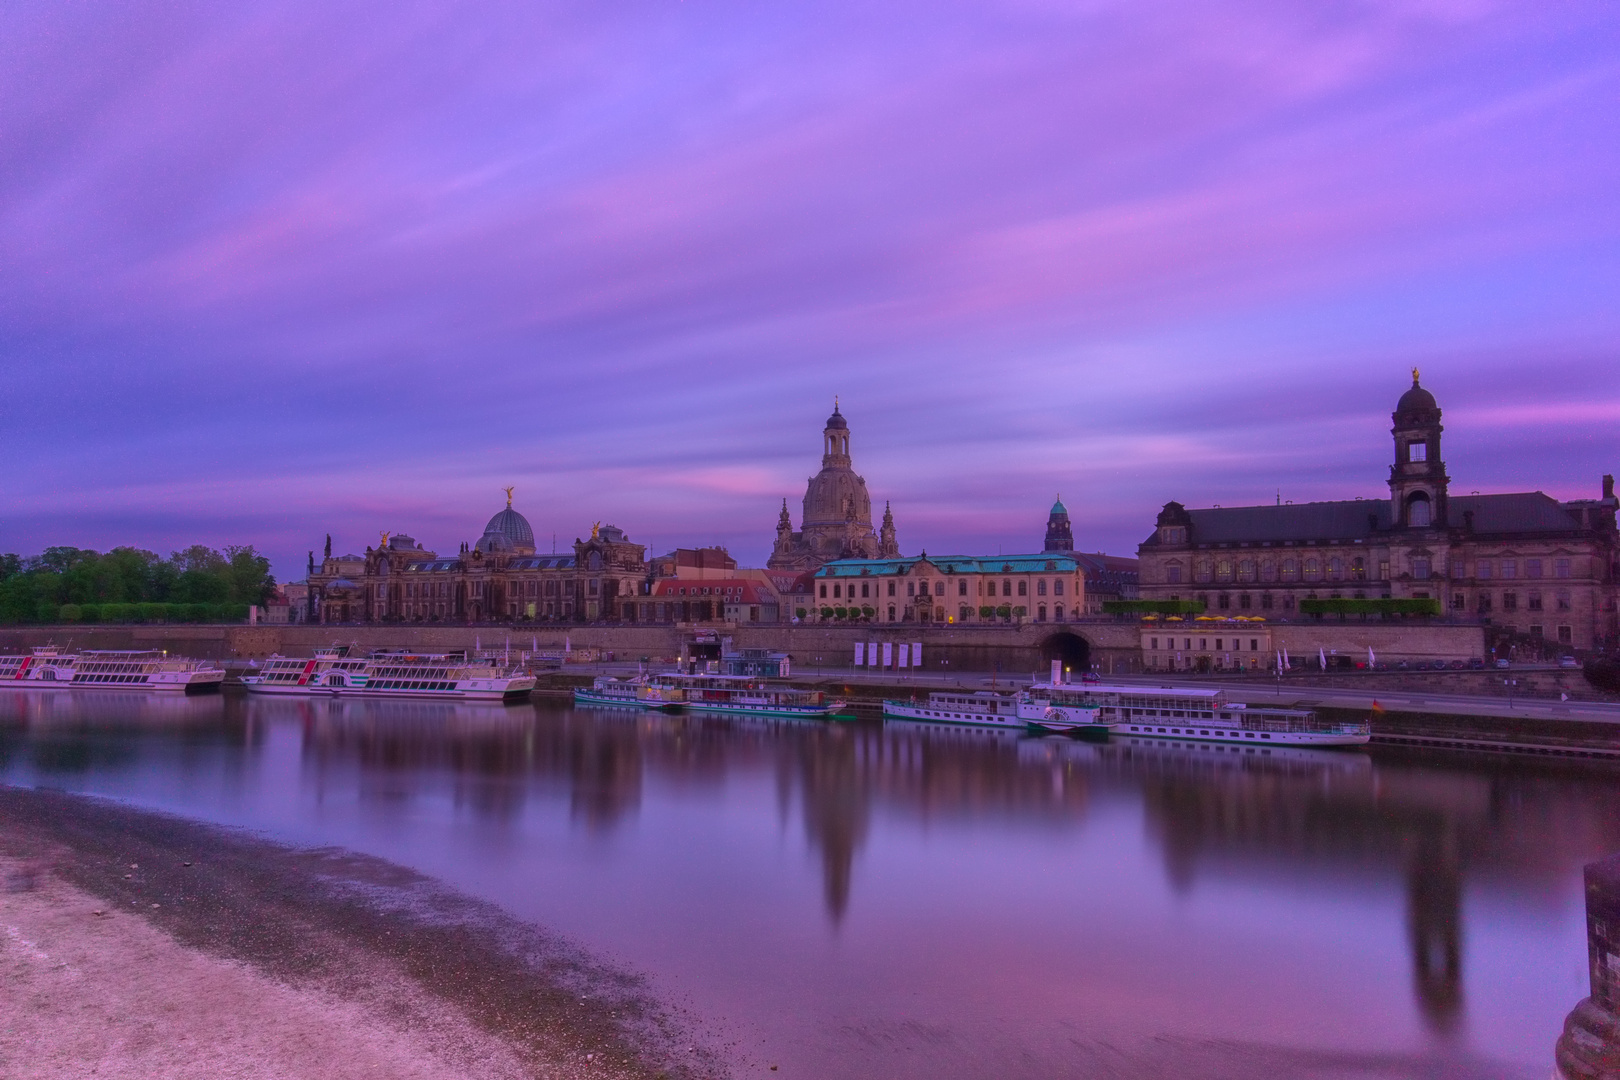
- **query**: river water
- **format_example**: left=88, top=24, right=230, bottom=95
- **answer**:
left=1, top=689, right=1611, bottom=1079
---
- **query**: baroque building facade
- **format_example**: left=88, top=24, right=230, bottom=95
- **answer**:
left=813, top=554, right=1085, bottom=624
left=768, top=404, right=900, bottom=572
left=307, top=492, right=648, bottom=624
left=1135, top=373, right=1620, bottom=651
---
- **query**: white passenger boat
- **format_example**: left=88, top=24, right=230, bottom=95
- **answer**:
left=882, top=691, right=1024, bottom=730
left=573, top=675, right=683, bottom=711
left=1031, top=682, right=1370, bottom=748
left=241, top=646, right=534, bottom=702
left=0, top=647, right=224, bottom=693
left=646, top=674, right=845, bottom=719
left=1014, top=683, right=1112, bottom=737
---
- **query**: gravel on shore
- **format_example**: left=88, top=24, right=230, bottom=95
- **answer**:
left=0, top=785, right=724, bottom=1080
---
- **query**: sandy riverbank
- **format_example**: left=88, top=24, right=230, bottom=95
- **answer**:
left=0, top=786, right=722, bottom=1080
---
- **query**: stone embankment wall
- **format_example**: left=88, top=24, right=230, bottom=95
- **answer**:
left=1213, top=667, right=1617, bottom=703
left=0, top=617, right=1487, bottom=674
left=0, top=622, right=1143, bottom=672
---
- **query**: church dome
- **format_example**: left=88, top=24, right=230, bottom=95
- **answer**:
left=824, top=405, right=847, bottom=431
left=479, top=503, right=534, bottom=553
left=804, top=468, right=872, bottom=527
left=1050, top=497, right=1069, bottom=516
left=1397, top=372, right=1437, bottom=414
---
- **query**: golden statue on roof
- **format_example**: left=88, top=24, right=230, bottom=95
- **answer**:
left=503, top=485, right=514, bottom=507
left=590, top=521, right=601, bottom=540
left=379, top=531, right=390, bottom=548
left=1412, top=366, right=1421, bottom=383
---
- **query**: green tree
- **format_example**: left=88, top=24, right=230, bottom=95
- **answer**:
left=224, top=546, right=275, bottom=605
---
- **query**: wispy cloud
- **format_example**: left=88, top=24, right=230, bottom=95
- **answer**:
left=1, top=0, right=1616, bottom=576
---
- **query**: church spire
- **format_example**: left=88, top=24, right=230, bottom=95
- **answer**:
left=879, top=500, right=899, bottom=557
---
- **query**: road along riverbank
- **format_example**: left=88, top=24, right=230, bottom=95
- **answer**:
left=0, top=786, right=724, bottom=1080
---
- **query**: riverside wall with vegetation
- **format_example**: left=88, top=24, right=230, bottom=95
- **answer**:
left=0, top=545, right=275, bottom=625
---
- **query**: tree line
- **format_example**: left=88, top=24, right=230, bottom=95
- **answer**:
left=0, top=545, right=277, bottom=624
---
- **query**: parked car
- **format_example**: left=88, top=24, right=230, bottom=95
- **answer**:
left=1559, top=655, right=1580, bottom=668
left=1448, top=660, right=1466, bottom=669
left=1495, top=658, right=1512, bottom=669
left=1467, top=658, right=1486, bottom=670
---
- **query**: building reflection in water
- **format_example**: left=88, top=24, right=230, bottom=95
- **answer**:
left=0, top=688, right=240, bottom=776
left=208, top=696, right=1620, bottom=1031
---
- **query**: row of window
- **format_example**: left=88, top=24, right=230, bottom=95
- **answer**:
left=1169, top=555, right=1577, bottom=585
left=393, top=579, right=603, bottom=602
left=665, top=586, right=745, bottom=598
left=821, top=578, right=1070, bottom=600
left=1462, top=558, right=1572, bottom=580
left=1148, top=637, right=1265, bottom=652
left=1470, top=590, right=1573, bottom=613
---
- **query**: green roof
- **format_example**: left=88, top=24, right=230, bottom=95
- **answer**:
left=815, top=554, right=1080, bottom=577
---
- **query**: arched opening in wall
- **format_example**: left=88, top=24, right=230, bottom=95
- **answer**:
left=1407, top=492, right=1432, bottom=527
left=1039, top=632, right=1090, bottom=673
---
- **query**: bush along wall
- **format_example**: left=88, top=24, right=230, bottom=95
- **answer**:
left=55, top=602, right=252, bottom=624
left=1297, top=597, right=1442, bottom=618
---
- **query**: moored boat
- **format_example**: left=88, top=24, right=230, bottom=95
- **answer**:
left=242, top=646, right=534, bottom=702
left=573, top=675, right=683, bottom=711
left=882, top=691, right=1023, bottom=730
left=1025, top=681, right=1369, bottom=747
left=1013, top=683, right=1112, bottom=737
left=0, top=647, right=224, bottom=693
left=646, top=673, right=845, bottom=719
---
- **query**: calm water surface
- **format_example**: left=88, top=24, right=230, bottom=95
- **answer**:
left=2, top=689, right=1613, bottom=1079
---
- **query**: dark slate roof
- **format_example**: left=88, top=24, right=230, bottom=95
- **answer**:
left=506, top=556, right=576, bottom=570
left=1451, top=493, right=1581, bottom=534
left=1151, top=492, right=1581, bottom=545
left=1072, top=553, right=1139, bottom=577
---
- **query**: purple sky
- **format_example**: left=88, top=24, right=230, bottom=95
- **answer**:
left=3, top=0, right=1617, bottom=581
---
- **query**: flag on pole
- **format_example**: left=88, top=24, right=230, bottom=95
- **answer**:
left=854, top=642, right=866, bottom=667
left=898, top=643, right=910, bottom=668
left=912, top=643, right=923, bottom=668
left=1319, top=647, right=1327, bottom=670
left=1368, top=647, right=1376, bottom=667
left=1282, top=647, right=1290, bottom=670
left=882, top=642, right=893, bottom=667
left=869, top=642, right=879, bottom=667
